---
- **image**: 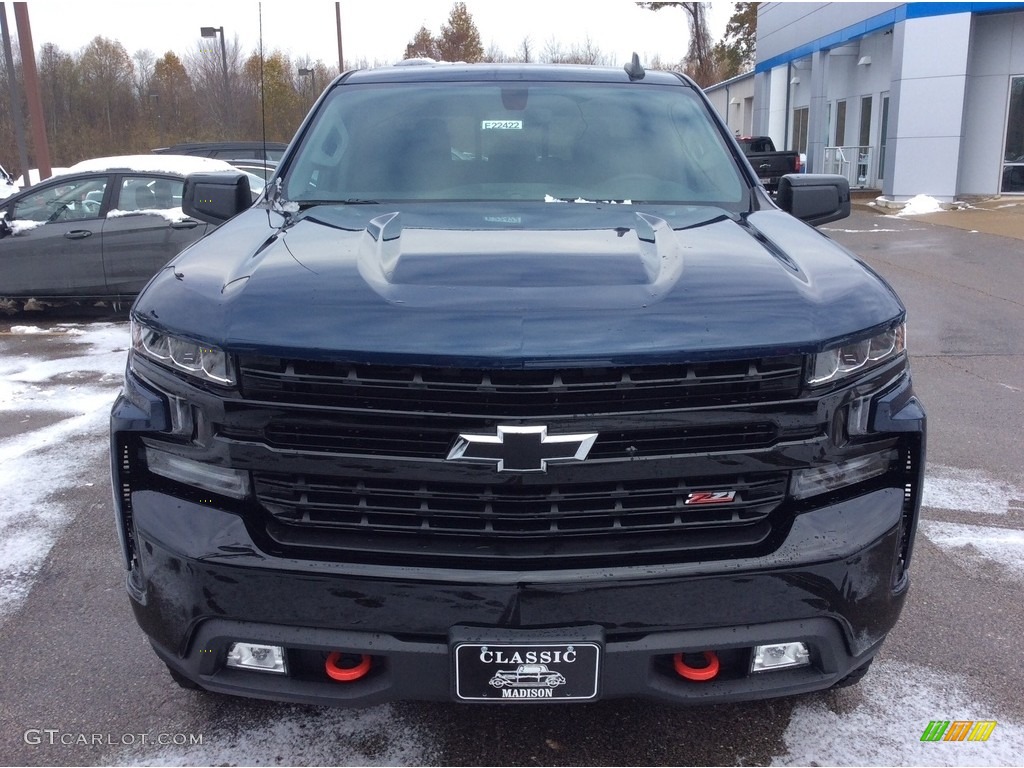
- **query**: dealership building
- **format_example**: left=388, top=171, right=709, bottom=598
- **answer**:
left=708, top=2, right=1024, bottom=202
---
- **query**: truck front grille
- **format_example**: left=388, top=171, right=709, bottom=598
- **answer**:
left=237, top=356, right=804, bottom=416
left=223, top=416, right=787, bottom=460
left=223, top=355, right=814, bottom=567
left=254, top=472, right=788, bottom=567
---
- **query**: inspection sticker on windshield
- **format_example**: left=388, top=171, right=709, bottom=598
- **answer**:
left=482, top=120, right=523, bottom=130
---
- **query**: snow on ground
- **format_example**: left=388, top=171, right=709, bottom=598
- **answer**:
left=773, top=660, right=1022, bottom=766
left=115, top=704, right=436, bottom=767
left=824, top=227, right=912, bottom=233
left=923, top=464, right=1024, bottom=516
left=919, top=521, right=1024, bottom=581
left=920, top=464, right=1024, bottom=585
left=895, top=194, right=944, bottom=216
left=0, top=322, right=129, bottom=619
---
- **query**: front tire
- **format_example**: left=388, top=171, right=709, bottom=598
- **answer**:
left=165, top=663, right=204, bottom=691
left=832, top=658, right=873, bottom=689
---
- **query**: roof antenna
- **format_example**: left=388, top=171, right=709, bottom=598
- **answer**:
left=259, top=2, right=267, bottom=172
left=624, top=52, right=645, bottom=81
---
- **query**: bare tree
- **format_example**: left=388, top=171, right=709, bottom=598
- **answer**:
left=637, top=1, right=718, bottom=86
left=132, top=49, right=155, bottom=102
left=541, top=36, right=607, bottom=65
left=79, top=36, right=136, bottom=149
left=186, top=34, right=246, bottom=139
left=481, top=42, right=510, bottom=63
left=36, top=44, right=77, bottom=156
left=518, top=37, right=533, bottom=64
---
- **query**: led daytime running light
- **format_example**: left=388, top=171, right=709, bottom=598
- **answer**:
left=809, top=324, right=905, bottom=386
left=132, top=320, right=235, bottom=385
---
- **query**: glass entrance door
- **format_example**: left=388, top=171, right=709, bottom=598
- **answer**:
left=1002, top=76, right=1024, bottom=193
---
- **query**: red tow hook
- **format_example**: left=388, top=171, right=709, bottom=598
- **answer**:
left=325, top=652, right=372, bottom=682
left=673, top=651, right=720, bottom=681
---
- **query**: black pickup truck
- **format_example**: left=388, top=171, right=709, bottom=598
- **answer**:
left=737, top=135, right=802, bottom=192
left=111, top=60, right=924, bottom=707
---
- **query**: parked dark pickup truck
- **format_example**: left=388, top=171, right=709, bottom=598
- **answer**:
left=738, top=135, right=802, bottom=192
left=111, top=60, right=924, bottom=707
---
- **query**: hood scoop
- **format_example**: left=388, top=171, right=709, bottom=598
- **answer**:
left=357, top=211, right=685, bottom=290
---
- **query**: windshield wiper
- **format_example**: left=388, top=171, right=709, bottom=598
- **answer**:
left=294, top=199, right=380, bottom=208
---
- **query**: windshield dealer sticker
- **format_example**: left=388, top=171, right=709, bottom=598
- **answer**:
left=482, top=120, right=523, bottom=130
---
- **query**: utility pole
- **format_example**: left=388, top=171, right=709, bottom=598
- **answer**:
left=12, top=1, right=51, bottom=183
left=0, top=3, right=30, bottom=183
left=336, top=2, right=344, bottom=71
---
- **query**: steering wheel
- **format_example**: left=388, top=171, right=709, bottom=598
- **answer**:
left=47, top=202, right=71, bottom=223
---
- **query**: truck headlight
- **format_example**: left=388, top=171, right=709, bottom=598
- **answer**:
left=145, top=445, right=250, bottom=499
left=789, top=449, right=897, bottom=500
left=808, top=323, right=905, bottom=386
left=131, top=319, right=235, bottom=386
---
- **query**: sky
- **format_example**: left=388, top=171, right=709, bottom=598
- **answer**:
left=6, top=0, right=734, bottom=70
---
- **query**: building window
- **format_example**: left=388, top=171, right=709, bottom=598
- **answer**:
left=879, top=94, right=890, bottom=181
left=834, top=100, right=847, bottom=146
left=792, top=107, right=809, bottom=155
left=859, top=97, right=872, bottom=147
left=1002, top=76, right=1024, bottom=193
left=858, top=96, right=873, bottom=186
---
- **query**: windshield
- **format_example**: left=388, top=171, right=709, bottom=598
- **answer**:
left=283, top=81, right=747, bottom=207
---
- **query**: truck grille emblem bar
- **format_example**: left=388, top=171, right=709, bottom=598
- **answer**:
left=447, top=425, right=598, bottom=473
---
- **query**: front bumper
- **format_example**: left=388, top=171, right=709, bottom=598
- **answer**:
left=128, top=485, right=908, bottom=706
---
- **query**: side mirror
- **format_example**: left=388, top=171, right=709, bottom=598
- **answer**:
left=777, top=174, right=850, bottom=226
left=0, top=211, right=10, bottom=239
left=182, top=171, right=252, bottom=225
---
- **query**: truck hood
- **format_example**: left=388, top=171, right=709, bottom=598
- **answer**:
left=136, top=202, right=903, bottom=364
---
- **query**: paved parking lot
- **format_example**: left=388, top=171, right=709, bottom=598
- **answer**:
left=0, top=207, right=1022, bottom=766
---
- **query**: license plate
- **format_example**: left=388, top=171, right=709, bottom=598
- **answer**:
left=453, top=642, right=600, bottom=701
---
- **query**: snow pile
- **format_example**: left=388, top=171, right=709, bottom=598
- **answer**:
left=896, top=194, right=944, bottom=216
left=773, top=660, right=1023, bottom=766
left=7, top=324, right=85, bottom=335
left=0, top=322, right=129, bottom=619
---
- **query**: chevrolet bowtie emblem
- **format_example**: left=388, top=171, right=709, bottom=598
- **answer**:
left=446, top=425, right=598, bottom=472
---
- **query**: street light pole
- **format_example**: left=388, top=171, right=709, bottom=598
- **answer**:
left=298, top=67, right=316, bottom=103
left=200, top=25, right=229, bottom=100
